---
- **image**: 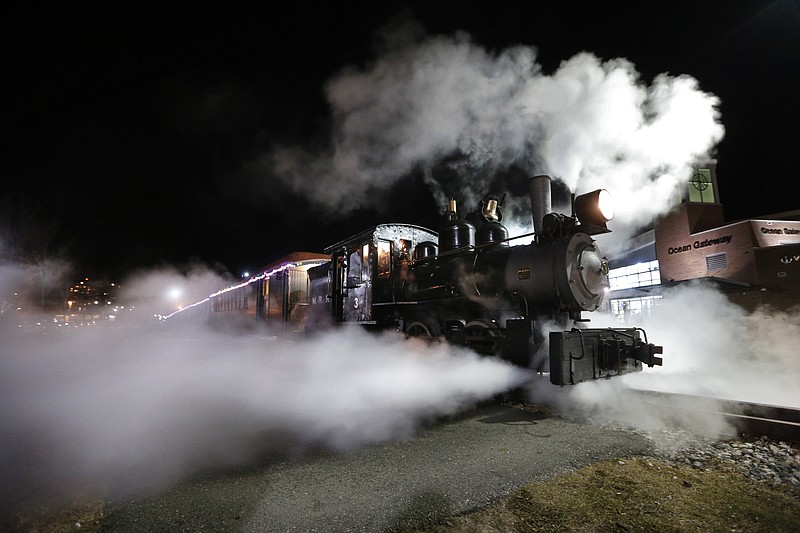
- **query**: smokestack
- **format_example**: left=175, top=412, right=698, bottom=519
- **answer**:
left=529, top=175, right=552, bottom=235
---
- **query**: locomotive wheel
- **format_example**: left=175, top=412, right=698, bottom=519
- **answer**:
left=463, top=319, right=503, bottom=356
left=405, top=321, right=439, bottom=340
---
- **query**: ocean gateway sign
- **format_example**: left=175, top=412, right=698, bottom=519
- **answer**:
left=753, top=221, right=800, bottom=249
left=668, top=235, right=733, bottom=255
left=760, top=226, right=800, bottom=235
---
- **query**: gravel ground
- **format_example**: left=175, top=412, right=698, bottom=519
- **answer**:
left=643, top=428, right=800, bottom=487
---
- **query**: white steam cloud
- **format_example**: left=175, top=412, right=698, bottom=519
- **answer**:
left=620, top=283, right=800, bottom=407
left=0, top=267, right=526, bottom=514
left=534, top=282, right=800, bottom=437
left=268, top=23, right=723, bottom=243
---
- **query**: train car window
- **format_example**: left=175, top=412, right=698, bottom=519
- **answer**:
left=399, top=239, right=411, bottom=260
left=336, top=255, right=344, bottom=292
left=361, top=243, right=370, bottom=282
left=377, top=240, right=391, bottom=279
left=348, top=247, right=362, bottom=286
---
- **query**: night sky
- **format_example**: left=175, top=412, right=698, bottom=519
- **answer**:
left=4, top=2, right=799, bottom=281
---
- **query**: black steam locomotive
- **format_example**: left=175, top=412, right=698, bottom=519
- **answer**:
left=203, top=175, right=662, bottom=385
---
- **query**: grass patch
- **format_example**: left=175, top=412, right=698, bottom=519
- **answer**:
left=418, top=457, right=800, bottom=532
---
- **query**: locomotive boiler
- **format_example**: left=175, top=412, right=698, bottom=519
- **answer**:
left=304, top=175, right=663, bottom=385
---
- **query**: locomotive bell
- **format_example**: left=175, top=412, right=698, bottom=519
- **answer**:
left=476, top=196, right=509, bottom=247
left=482, top=197, right=501, bottom=222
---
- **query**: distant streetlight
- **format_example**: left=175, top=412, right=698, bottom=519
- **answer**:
left=166, top=287, right=183, bottom=310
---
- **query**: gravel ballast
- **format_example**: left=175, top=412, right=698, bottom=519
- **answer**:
left=645, top=427, right=800, bottom=487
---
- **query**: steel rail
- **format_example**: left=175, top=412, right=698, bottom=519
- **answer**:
left=628, top=389, right=800, bottom=443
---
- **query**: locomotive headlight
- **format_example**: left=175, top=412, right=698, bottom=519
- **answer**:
left=596, top=189, right=615, bottom=221
left=574, top=189, right=614, bottom=233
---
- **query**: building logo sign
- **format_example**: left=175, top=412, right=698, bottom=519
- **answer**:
left=780, top=255, right=800, bottom=265
left=761, top=227, right=800, bottom=235
left=667, top=235, right=732, bottom=255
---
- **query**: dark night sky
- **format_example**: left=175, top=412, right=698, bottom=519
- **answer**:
left=3, top=1, right=799, bottom=280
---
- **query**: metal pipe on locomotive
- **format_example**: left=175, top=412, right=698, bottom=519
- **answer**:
left=307, top=175, right=663, bottom=385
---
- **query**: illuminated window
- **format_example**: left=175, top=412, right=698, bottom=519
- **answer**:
left=377, top=240, right=391, bottom=279
left=688, top=168, right=715, bottom=203
left=609, top=295, right=663, bottom=324
left=607, top=260, right=661, bottom=291
left=347, top=247, right=362, bottom=285
left=361, top=243, right=370, bottom=282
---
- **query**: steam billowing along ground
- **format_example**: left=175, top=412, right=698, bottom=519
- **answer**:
left=535, top=282, right=800, bottom=438
left=0, top=320, right=526, bottom=513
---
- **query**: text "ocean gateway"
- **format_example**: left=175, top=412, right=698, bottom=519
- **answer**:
left=668, top=235, right=732, bottom=255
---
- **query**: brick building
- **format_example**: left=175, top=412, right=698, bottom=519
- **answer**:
left=603, top=161, right=800, bottom=321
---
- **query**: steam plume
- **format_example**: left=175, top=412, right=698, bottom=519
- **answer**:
left=268, top=21, right=723, bottom=242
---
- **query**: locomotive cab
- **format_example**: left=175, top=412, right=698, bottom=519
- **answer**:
left=321, top=224, right=439, bottom=326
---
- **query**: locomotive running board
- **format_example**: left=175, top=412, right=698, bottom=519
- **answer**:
left=549, top=328, right=663, bottom=386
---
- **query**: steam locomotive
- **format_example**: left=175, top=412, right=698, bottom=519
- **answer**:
left=202, top=175, right=663, bottom=385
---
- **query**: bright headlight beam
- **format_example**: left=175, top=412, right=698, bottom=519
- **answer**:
left=573, top=188, right=614, bottom=232
left=597, top=189, right=614, bottom=221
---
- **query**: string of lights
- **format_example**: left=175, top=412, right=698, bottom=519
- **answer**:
left=155, top=261, right=303, bottom=321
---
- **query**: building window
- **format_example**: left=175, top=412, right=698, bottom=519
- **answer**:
left=609, top=295, right=663, bottom=324
left=706, top=252, right=727, bottom=271
left=607, top=260, right=661, bottom=291
left=688, top=168, right=715, bottom=203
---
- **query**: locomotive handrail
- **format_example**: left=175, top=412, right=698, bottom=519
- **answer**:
left=570, top=328, right=587, bottom=360
left=632, top=327, right=650, bottom=344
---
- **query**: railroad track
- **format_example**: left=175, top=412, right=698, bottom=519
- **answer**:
left=628, top=390, right=800, bottom=443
